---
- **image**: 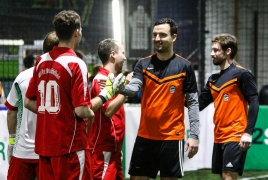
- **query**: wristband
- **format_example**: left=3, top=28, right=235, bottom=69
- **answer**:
left=98, top=95, right=107, bottom=104
left=241, top=135, right=252, bottom=142
left=9, top=134, right=15, bottom=145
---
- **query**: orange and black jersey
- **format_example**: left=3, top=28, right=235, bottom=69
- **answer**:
left=199, top=63, right=259, bottom=143
left=131, top=53, right=198, bottom=140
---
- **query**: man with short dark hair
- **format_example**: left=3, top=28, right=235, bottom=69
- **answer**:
left=23, top=55, right=35, bottom=70
left=119, top=18, right=200, bottom=180
left=24, top=10, right=124, bottom=179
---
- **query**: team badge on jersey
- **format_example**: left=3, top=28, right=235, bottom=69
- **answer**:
left=223, top=94, right=229, bottom=101
left=170, top=85, right=176, bottom=94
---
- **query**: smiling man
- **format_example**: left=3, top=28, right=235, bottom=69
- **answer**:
left=88, top=39, right=129, bottom=180
left=118, top=18, right=200, bottom=180
left=199, top=33, right=259, bottom=180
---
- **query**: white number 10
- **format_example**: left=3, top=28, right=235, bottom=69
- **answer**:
left=38, top=80, right=60, bottom=113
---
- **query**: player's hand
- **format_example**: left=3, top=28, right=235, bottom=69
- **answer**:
left=239, top=133, right=252, bottom=151
left=115, top=75, right=126, bottom=94
left=125, top=72, right=133, bottom=84
left=84, top=107, right=94, bottom=128
left=97, top=79, right=106, bottom=90
left=117, top=75, right=128, bottom=94
left=88, top=109, right=95, bottom=125
left=98, top=72, right=127, bottom=90
left=7, top=144, right=14, bottom=164
left=99, top=73, right=125, bottom=101
left=185, top=138, right=199, bottom=159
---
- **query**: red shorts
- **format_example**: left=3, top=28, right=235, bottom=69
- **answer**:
left=7, top=156, right=39, bottom=180
left=91, top=151, right=123, bottom=180
left=39, top=150, right=92, bottom=180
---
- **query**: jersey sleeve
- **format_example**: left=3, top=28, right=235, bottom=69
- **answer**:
left=69, top=62, right=91, bottom=108
left=239, top=71, right=258, bottom=100
left=5, top=78, right=19, bottom=110
left=238, top=71, right=259, bottom=134
left=25, top=74, right=37, bottom=101
left=199, top=78, right=214, bottom=111
left=120, top=60, right=143, bottom=97
left=132, top=60, right=144, bottom=83
left=183, top=63, right=198, bottom=93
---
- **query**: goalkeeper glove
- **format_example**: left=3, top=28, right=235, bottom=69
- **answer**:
left=8, top=134, right=15, bottom=164
left=116, top=75, right=126, bottom=94
left=99, top=73, right=125, bottom=102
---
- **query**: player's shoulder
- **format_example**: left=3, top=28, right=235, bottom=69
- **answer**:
left=234, top=63, right=247, bottom=71
left=56, top=54, right=82, bottom=63
left=138, top=54, right=155, bottom=64
left=15, top=67, right=34, bottom=82
left=93, top=73, right=107, bottom=81
left=141, top=54, right=155, bottom=60
left=174, top=54, right=192, bottom=65
left=232, top=63, right=253, bottom=77
left=173, top=54, right=195, bottom=72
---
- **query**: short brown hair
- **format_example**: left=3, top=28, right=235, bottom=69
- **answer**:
left=53, top=10, right=81, bottom=42
left=98, top=39, right=119, bottom=64
left=43, top=31, right=59, bottom=53
left=212, top=33, right=238, bottom=59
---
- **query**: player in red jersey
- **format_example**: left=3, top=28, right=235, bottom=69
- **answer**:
left=88, top=39, right=131, bottom=180
left=24, top=10, right=124, bottom=180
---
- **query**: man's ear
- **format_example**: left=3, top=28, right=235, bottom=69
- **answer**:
left=110, top=51, right=116, bottom=62
left=226, top=48, right=232, bottom=56
left=172, top=34, right=177, bottom=42
left=74, top=29, right=79, bottom=37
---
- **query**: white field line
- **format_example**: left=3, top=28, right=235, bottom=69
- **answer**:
left=240, top=174, right=268, bottom=180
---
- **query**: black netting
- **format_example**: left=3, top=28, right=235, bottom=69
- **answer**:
left=1, top=0, right=268, bottom=96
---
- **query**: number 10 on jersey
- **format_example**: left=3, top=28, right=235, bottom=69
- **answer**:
left=38, top=80, right=60, bottom=113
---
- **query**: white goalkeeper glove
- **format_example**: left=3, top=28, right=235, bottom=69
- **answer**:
left=99, top=73, right=125, bottom=102
left=8, top=134, right=15, bottom=164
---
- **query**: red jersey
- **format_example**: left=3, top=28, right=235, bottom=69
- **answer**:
left=25, top=46, right=91, bottom=156
left=88, top=68, right=125, bottom=152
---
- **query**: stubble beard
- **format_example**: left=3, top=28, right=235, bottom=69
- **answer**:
left=213, top=58, right=225, bottom=66
left=156, top=48, right=164, bottom=53
left=155, top=44, right=165, bottom=54
left=154, top=41, right=165, bottom=53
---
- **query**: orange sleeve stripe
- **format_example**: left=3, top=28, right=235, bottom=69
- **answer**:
left=236, top=64, right=247, bottom=70
left=139, top=54, right=155, bottom=61
left=175, top=54, right=191, bottom=63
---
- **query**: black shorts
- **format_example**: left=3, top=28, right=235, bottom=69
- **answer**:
left=212, top=142, right=247, bottom=176
left=128, top=136, right=184, bottom=178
